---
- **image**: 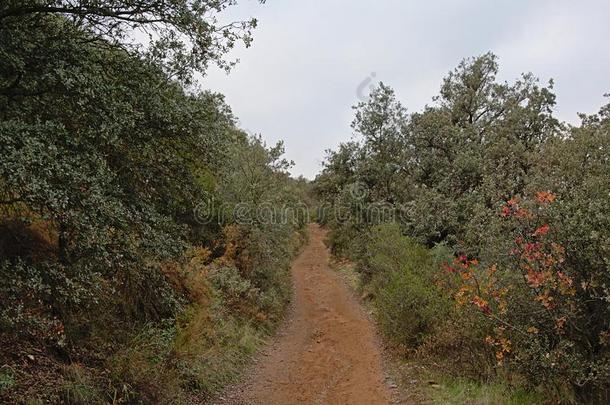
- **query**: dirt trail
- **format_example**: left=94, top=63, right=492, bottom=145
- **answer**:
left=217, top=224, right=391, bottom=405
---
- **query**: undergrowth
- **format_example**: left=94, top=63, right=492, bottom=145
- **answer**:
left=1, top=227, right=306, bottom=403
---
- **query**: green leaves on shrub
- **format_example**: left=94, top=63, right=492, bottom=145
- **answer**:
left=362, top=224, right=452, bottom=348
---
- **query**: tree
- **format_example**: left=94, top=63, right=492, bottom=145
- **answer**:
left=0, top=13, right=241, bottom=340
left=351, top=83, right=410, bottom=204
left=0, top=0, right=265, bottom=84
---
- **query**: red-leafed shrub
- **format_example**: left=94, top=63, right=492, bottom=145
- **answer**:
left=447, top=192, right=610, bottom=399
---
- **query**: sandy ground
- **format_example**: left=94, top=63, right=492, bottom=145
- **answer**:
left=215, top=224, right=392, bottom=405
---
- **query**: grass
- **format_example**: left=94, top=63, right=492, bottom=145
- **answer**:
left=0, top=369, right=15, bottom=393
left=331, top=259, right=361, bottom=292
left=429, top=376, right=545, bottom=405
left=182, top=315, right=266, bottom=395
left=104, top=289, right=273, bottom=403
left=60, top=364, right=102, bottom=404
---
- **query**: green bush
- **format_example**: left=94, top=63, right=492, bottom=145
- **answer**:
left=362, top=223, right=453, bottom=348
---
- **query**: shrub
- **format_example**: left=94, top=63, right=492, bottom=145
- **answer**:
left=449, top=193, right=610, bottom=400
left=361, top=223, right=453, bottom=348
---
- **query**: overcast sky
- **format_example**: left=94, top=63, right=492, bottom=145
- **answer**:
left=202, top=0, right=610, bottom=179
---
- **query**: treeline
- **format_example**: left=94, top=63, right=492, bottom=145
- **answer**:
left=315, top=54, right=610, bottom=402
left=0, top=1, right=308, bottom=403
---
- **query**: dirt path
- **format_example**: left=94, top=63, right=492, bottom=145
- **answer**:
left=216, top=224, right=392, bottom=405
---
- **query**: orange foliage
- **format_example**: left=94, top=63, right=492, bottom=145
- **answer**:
left=447, top=191, right=580, bottom=365
left=536, top=191, right=556, bottom=204
left=162, top=246, right=212, bottom=306
left=216, top=224, right=255, bottom=274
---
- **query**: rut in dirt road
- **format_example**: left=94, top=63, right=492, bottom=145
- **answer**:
left=218, top=224, right=391, bottom=405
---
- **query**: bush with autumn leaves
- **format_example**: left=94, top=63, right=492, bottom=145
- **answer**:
left=446, top=191, right=610, bottom=399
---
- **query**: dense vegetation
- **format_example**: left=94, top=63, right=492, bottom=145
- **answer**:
left=0, top=1, right=310, bottom=402
left=315, top=54, right=610, bottom=402
left=2, top=2, right=609, bottom=403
